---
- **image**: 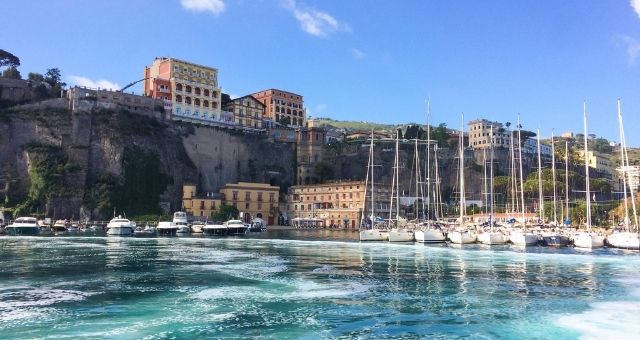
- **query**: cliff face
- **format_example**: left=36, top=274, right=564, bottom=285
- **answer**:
left=0, top=99, right=295, bottom=219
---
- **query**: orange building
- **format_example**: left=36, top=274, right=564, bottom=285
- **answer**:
left=250, top=89, right=305, bottom=126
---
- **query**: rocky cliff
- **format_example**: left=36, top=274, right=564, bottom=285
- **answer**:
left=0, top=99, right=296, bottom=219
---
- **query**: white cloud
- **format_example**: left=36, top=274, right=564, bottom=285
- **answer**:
left=67, top=75, right=121, bottom=90
left=282, top=0, right=350, bottom=37
left=631, top=0, right=640, bottom=18
left=180, top=0, right=226, bottom=16
left=351, top=48, right=366, bottom=59
left=618, top=35, right=640, bottom=64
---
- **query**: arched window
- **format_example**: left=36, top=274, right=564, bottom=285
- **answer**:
left=212, top=101, right=218, bottom=108
left=203, top=100, right=209, bottom=108
left=194, top=98, right=201, bottom=106
left=287, top=108, right=291, bottom=115
left=195, top=87, right=201, bottom=95
left=293, top=110, right=297, bottom=116
left=176, top=95, right=182, bottom=103
left=185, top=85, right=192, bottom=93
left=212, top=91, right=218, bottom=98
left=203, top=89, right=210, bottom=97
left=293, top=118, right=297, bottom=125
left=185, top=96, right=192, bottom=105
left=176, top=83, right=183, bottom=91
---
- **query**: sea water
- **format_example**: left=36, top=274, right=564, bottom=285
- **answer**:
left=0, top=232, right=639, bottom=339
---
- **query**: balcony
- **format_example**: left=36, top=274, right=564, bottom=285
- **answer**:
left=158, top=88, right=171, bottom=94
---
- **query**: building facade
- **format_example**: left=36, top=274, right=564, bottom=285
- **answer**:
left=222, top=95, right=266, bottom=129
left=578, top=150, right=614, bottom=178
left=284, top=181, right=391, bottom=229
left=250, top=89, right=305, bottom=126
left=617, top=165, right=640, bottom=192
left=468, top=119, right=511, bottom=149
left=143, top=57, right=229, bottom=125
left=219, top=182, right=280, bottom=225
left=182, top=185, right=224, bottom=218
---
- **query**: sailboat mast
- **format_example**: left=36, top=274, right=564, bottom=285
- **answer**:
left=483, top=148, right=488, bottom=215
left=619, top=99, right=638, bottom=229
left=517, top=115, right=526, bottom=228
left=510, top=129, right=517, bottom=214
left=537, top=129, right=544, bottom=224
left=617, top=100, right=629, bottom=231
left=551, top=131, right=558, bottom=225
left=565, top=141, right=570, bottom=225
left=370, top=129, right=375, bottom=224
left=460, top=113, right=466, bottom=223
left=425, top=99, right=431, bottom=221
left=388, top=132, right=397, bottom=229
left=583, top=102, right=592, bottom=232
left=490, top=126, right=495, bottom=231
left=360, top=131, right=371, bottom=229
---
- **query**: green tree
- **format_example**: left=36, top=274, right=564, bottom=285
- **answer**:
left=0, top=49, right=20, bottom=69
left=212, top=204, right=239, bottom=221
left=314, top=161, right=334, bottom=183
left=430, top=123, right=450, bottom=146
left=2, top=66, right=21, bottom=79
left=28, top=72, right=44, bottom=82
left=278, top=115, right=291, bottom=126
left=44, top=68, right=64, bottom=87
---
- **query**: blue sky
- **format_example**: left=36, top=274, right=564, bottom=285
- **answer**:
left=2, top=0, right=640, bottom=146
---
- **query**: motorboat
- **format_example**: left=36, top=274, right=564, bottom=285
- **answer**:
left=190, top=223, right=205, bottom=233
left=173, top=211, right=191, bottom=234
left=157, top=221, right=178, bottom=236
left=105, top=216, right=134, bottom=236
left=134, top=225, right=157, bottom=237
left=51, top=219, right=69, bottom=232
left=248, top=218, right=266, bottom=232
left=509, top=229, right=539, bottom=246
left=6, top=217, right=40, bottom=235
left=572, top=231, right=605, bottom=249
left=203, top=222, right=227, bottom=236
left=607, top=231, right=640, bottom=250
left=225, top=219, right=248, bottom=235
left=67, top=224, right=80, bottom=233
left=448, top=228, right=477, bottom=244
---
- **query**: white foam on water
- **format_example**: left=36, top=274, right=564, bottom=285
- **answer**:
left=556, top=279, right=640, bottom=339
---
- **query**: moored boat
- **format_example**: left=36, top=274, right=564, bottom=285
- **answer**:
left=203, top=222, right=227, bottom=236
left=572, top=231, right=605, bottom=249
left=448, top=228, right=477, bottom=244
left=225, top=219, right=248, bottom=235
left=607, top=231, right=640, bottom=250
left=106, top=216, right=134, bottom=236
left=509, top=229, right=539, bottom=246
left=51, top=219, right=69, bottom=233
left=388, top=228, right=415, bottom=242
left=157, top=221, right=178, bottom=236
left=477, top=229, right=508, bottom=245
left=414, top=225, right=446, bottom=243
left=190, top=223, right=204, bottom=233
left=6, top=217, right=40, bottom=236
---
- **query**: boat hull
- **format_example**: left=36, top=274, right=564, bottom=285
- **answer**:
left=448, top=230, right=477, bottom=244
left=157, top=228, right=177, bottom=236
left=573, top=233, right=605, bottom=249
left=204, top=228, right=228, bottom=236
left=359, top=229, right=389, bottom=241
left=509, top=232, right=539, bottom=246
left=227, top=227, right=248, bottom=236
left=542, top=235, right=570, bottom=247
left=607, top=232, right=640, bottom=250
left=414, top=229, right=446, bottom=243
left=388, top=229, right=415, bottom=242
left=478, top=232, right=508, bottom=245
left=106, top=227, right=133, bottom=236
left=5, top=226, right=40, bottom=236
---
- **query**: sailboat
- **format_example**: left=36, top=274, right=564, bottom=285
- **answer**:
left=541, top=139, right=570, bottom=247
left=360, top=130, right=389, bottom=241
left=388, top=131, right=415, bottom=242
left=606, top=99, right=640, bottom=250
left=509, top=115, right=539, bottom=246
left=572, top=102, right=605, bottom=249
left=478, top=126, right=508, bottom=244
left=415, top=103, right=446, bottom=243
left=448, top=113, right=477, bottom=244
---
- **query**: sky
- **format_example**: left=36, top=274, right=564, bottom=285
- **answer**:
left=2, top=0, right=640, bottom=146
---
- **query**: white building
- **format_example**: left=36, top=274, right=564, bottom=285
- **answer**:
left=468, top=119, right=511, bottom=149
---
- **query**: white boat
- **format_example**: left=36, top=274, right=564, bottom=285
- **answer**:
left=6, top=217, right=40, bottom=235
left=477, top=230, right=508, bottom=245
left=414, top=226, right=446, bottom=243
left=448, top=229, right=477, bottom=244
left=191, top=223, right=204, bottom=233
left=203, top=222, right=227, bottom=236
left=225, top=219, right=247, bottom=235
left=249, top=218, right=266, bottom=232
left=388, top=228, right=415, bottom=242
left=134, top=225, right=157, bottom=237
left=106, top=216, right=134, bottom=236
left=509, top=229, right=539, bottom=246
left=607, top=232, right=640, bottom=250
left=573, top=232, right=605, bottom=249
left=173, top=211, right=191, bottom=234
left=477, top=130, right=508, bottom=246
left=359, top=228, right=389, bottom=241
left=67, top=224, right=80, bottom=233
left=157, top=221, right=178, bottom=236
left=51, top=219, right=69, bottom=232
left=359, top=130, right=389, bottom=242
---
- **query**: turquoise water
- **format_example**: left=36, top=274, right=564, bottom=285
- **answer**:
left=1, top=231, right=639, bottom=339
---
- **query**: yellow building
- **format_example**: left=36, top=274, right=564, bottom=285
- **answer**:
left=182, top=184, right=223, bottom=218
left=284, top=181, right=391, bottom=229
left=578, top=150, right=614, bottom=178
left=219, top=182, right=280, bottom=224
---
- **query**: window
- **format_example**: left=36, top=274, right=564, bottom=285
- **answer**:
left=194, top=98, right=200, bottom=106
left=245, top=203, right=250, bottom=209
left=245, top=192, right=251, bottom=200
left=232, top=191, right=238, bottom=200
left=176, top=83, right=183, bottom=91
left=176, top=95, right=182, bottom=103
left=258, top=193, right=263, bottom=201
left=203, top=100, right=209, bottom=108
left=185, top=97, right=192, bottom=105
left=258, top=203, right=262, bottom=210
left=204, top=89, right=210, bottom=97
left=269, top=193, right=275, bottom=203
left=186, top=85, right=192, bottom=93
left=195, top=87, right=201, bottom=95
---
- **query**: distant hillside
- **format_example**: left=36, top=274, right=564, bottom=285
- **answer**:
left=313, top=118, right=402, bottom=131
